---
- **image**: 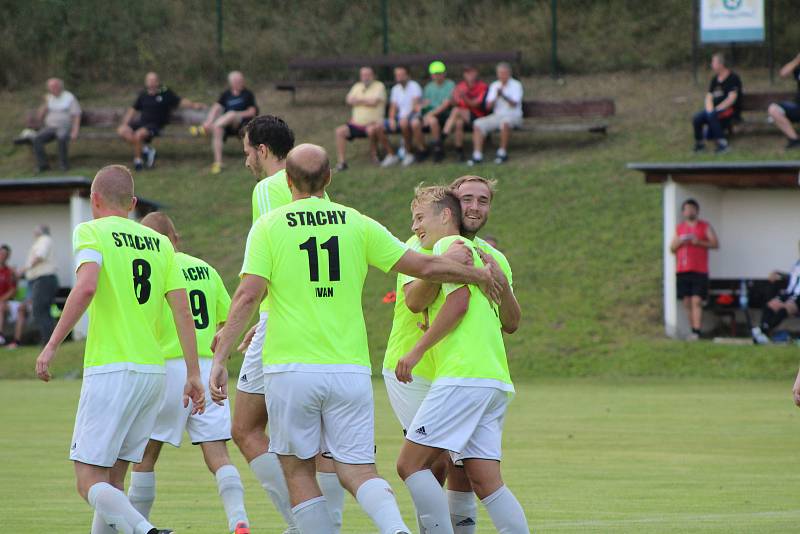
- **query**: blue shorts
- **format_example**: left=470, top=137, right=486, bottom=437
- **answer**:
left=777, top=101, right=800, bottom=123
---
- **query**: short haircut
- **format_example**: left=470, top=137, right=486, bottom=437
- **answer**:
left=285, top=144, right=330, bottom=194
left=92, top=165, right=134, bottom=208
left=140, top=212, right=177, bottom=240
left=37, top=224, right=50, bottom=235
left=712, top=52, right=726, bottom=66
left=411, top=185, right=462, bottom=222
left=0, top=244, right=10, bottom=254
left=682, top=198, right=700, bottom=210
left=497, top=61, right=512, bottom=72
left=449, top=175, right=498, bottom=200
left=463, top=64, right=477, bottom=72
left=394, top=65, right=409, bottom=73
left=241, top=115, right=295, bottom=161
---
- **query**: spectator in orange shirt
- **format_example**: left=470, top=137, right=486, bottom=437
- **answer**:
left=443, top=66, right=489, bottom=161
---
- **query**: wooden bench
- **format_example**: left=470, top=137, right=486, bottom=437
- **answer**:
left=728, top=91, right=795, bottom=135
left=518, top=98, right=615, bottom=135
left=15, top=107, right=206, bottom=143
left=276, top=50, right=522, bottom=102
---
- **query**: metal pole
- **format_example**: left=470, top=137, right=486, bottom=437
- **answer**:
left=551, top=0, right=558, bottom=78
left=768, top=0, right=774, bottom=85
left=217, top=0, right=223, bottom=57
left=382, top=0, right=389, bottom=55
left=692, top=0, right=699, bottom=84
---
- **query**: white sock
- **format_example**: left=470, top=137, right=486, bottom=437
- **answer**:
left=404, top=471, right=451, bottom=533
left=356, top=477, right=411, bottom=534
left=481, top=485, right=530, bottom=534
left=318, top=471, right=345, bottom=533
left=215, top=464, right=249, bottom=532
left=90, top=511, right=117, bottom=534
left=249, top=452, right=296, bottom=529
left=88, top=482, right=154, bottom=534
left=127, top=471, right=156, bottom=519
left=496, top=148, right=507, bottom=157
left=292, top=496, right=335, bottom=534
left=448, top=490, right=477, bottom=533
left=472, top=151, right=482, bottom=161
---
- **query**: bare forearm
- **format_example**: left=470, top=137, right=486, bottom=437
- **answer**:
left=499, top=288, right=521, bottom=333
left=716, top=93, right=737, bottom=111
left=404, top=280, right=440, bottom=313
left=212, top=288, right=261, bottom=364
left=411, top=300, right=465, bottom=355
left=167, top=290, right=201, bottom=376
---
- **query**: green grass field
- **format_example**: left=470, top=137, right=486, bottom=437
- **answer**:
left=1, top=379, right=799, bottom=533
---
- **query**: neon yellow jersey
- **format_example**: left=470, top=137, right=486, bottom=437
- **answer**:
left=382, top=235, right=435, bottom=381
left=72, top=216, right=185, bottom=374
left=474, top=236, right=513, bottom=290
left=241, top=196, right=408, bottom=372
left=159, top=252, right=230, bottom=360
left=251, top=169, right=329, bottom=313
left=428, top=235, right=513, bottom=392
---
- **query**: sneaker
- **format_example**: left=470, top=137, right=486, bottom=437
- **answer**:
left=432, top=147, right=445, bottom=163
left=234, top=521, right=251, bottom=534
left=144, top=145, right=157, bottom=168
left=6, top=341, right=19, bottom=350
left=0, top=334, right=5, bottom=345
left=210, top=162, right=223, bottom=174
left=189, top=125, right=206, bottom=137
left=685, top=332, right=700, bottom=342
left=415, top=149, right=430, bottom=163
left=36, top=164, right=50, bottom=173
left=752, top=327, right=770, bottom=345
left=786, top=138, right=800, bottom=150
left=494, top=153, right=508, bottom=164
left=380, top=154, right=400, bottom=168
left=772, top=330, right=791, bottom=344
left=466, top=157, right=483, bottom=167
left=134, top=158, right=144, bottom=171
left=401, top=154, right=416, bottom=167
left=693, top=143, right=706, bottom=152
left=714, top=143, right=729, bottom=154
left=335, top=161, right=348, bottom=172
left=455, top=147, right=465, bottom=161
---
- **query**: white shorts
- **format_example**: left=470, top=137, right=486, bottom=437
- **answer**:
left=70, top=370, right=165, bottom=467
left=473, top=112, right=523, bottom=134
left=237, top=312, right=268, bottom=394
left=150, top=358, right=232, bottom=447
left=406, top=384, right=509, bottom=464
left=383, top=370, right=431, bottom=432
left=264, top=371, right=375, bottom=464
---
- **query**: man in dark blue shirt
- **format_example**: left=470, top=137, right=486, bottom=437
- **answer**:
left=117, top=72, right=204, bottom=170
left=199, top=71, right=259, bottom=174
left=691, top=53, right=741, bottom=154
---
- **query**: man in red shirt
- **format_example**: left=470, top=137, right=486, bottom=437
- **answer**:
left=0, top=245, right=17, bottom=345
left=670, top=199, right=719, bottom=341
left=443, top=66, right=489, bottom=161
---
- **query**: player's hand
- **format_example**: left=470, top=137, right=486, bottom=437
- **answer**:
left=445, top=240, right=473, bottom=266
left=478, top=264, right=504, bottom=305
left=209, top=361, right=229, bottom=406
left=416, top=309, right=430, bottom=332
left=210, top=326, right=224, bottom=352
left=477, top=249, right=509, bottom=293
left=184, top=372, right=206, bottom=415
left=237, top=324, right=257, bottom=353
left=396, top=349, right=423, bottom=384
left=35, top=345, right=57, bottom=382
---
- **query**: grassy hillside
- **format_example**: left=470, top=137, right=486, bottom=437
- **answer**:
left=2, top=69, right=800, bottom=380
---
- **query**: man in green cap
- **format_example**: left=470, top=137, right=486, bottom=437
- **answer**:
left=409, top=61, right=455, bottom=165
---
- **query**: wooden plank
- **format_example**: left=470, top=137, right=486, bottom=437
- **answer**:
left=522, top=99, right=615, bottom=118
left=517, top=122, right=608, bottom=134
left=739, top=92, right=795, bottom=111
left=288, top=50, right=521, bottom=70
left=20, top=107, right=209, bottom=128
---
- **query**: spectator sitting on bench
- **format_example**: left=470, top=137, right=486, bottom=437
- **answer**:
left=752, top=246, right=800, bottom=344
left=31, top=78, right=82, bottom=173
left=670, top=199, right=719, bottom=341
left=692, top=53, right=741, bottom=154
left=334, top=67, right=387, bottom=171
left=0, top=245, right=27, bottom=349
left=117, top=71, right=205, bottom=171
left=410, top=61, right=455, bottom=164
left=443, top=65, right=488, bottom=161
left=198, top=70, right=259, bottom=174
left=468, top=62, right=524, bottom=166
left=767, top=52, right=800, bottom=150
left=375, top=66, right=422, bottom=168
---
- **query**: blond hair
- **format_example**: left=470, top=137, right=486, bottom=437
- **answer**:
left=449, top=175, right=497, bottom=199
left=411, top=184, right=461, bottom=218
left=92, top=165, right=134, bottom=208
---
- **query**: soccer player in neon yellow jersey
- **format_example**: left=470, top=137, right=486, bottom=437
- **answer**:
left=35, top=165, right=205, bottom=534
left=122, top=212, right=249, bottom=534
left=394, top=187, right=529, bottom=533
left=209, top=143, right=501, bottom=534
left=228, top=115, right=344, bottom=533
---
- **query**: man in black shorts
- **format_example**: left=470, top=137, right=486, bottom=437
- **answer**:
left=117, top=72, right=204, bottom=171
left=767, top=52, right=800, bottom=150
left=199, top=70, right=259, bottom=174
left=752, top=246, right=800, bottom=344
left=692, top=53, right=741, bottom=154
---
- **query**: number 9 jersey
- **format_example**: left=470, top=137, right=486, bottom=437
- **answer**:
left=158, top=252, right=231, bottom=359
left=241, top=196, right=408, bottom=373
left=72, top=216, right=186, bottom=374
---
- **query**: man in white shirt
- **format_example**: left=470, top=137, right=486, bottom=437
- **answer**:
left=20, top=225, right=59, bottom=345
left=376, top=66, right=423, bottom=167
left=31, top=78, right=82, bottom=172
left=468, top=62, right=524, bottom=165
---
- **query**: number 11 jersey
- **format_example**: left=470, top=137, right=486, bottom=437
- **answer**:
left=73, top=215, right=185, bottom=374
left=241, top=196, right=408, bottom=373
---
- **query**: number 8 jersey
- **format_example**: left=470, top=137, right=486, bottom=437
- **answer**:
left=241, top=196, right=408, bottom=373
left=158, top=252, right=231, bottom=360
left=73, top=216, right=186, bottom=374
